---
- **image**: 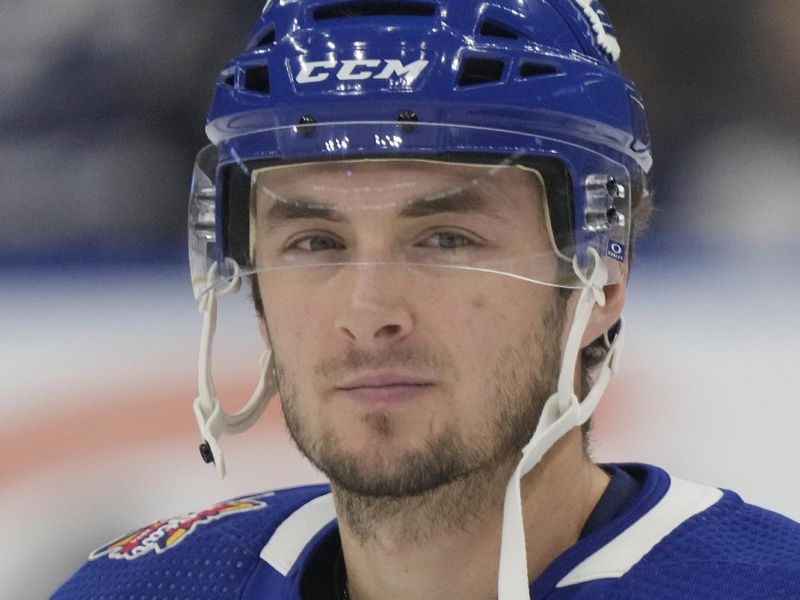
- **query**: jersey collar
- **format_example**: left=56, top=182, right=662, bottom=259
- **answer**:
left=257, top=465, right=724, bottom=594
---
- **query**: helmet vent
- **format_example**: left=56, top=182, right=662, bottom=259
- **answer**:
left=223, top=72, right=235, bottom=87
left=312, top=2, right=436, bottom=20
left=478, top=19, right=520, bottom=40
left=256, top=28, right=276, bottom=47
left=244, top=66, right=270, bottom=94
left=458, top=57, right=505, bottom=86
left=519, top=62, right=560, bottom=78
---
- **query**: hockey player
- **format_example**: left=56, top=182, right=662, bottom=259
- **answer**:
left=53, top=1, right=800, bottom=599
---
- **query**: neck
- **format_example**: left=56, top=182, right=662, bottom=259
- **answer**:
left=333, top=429, right=609, bottom=600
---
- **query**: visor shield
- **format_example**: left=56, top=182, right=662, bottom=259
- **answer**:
left=189, top=144, right=220, bottom=296
left=189, top=123, right=631, bottom=298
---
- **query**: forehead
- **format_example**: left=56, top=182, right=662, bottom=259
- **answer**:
left=251, top=159, right=546, bottom=213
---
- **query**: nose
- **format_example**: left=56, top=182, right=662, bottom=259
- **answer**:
left=334, top=263, right=414, bottom=348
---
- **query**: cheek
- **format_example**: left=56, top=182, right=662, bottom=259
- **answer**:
left=441, top=293, right=508, bottom=385
left=458, top=291, right=516, bottom=339
left=445, top=284, right=555, bottom=374
left=469, top=295, right=487, bottom=312
left=464, top=294, right=508, bottom=344
left=268, top=309, right=316, bottom=356
left=261, top=289, right=318, bottom=356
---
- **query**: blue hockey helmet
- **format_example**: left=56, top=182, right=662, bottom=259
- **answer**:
left=189, top=0, right=652, bottom=298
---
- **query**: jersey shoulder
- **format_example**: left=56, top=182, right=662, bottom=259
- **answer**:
left=550, top=466, right=800, bottom=599
left=620, top=488, right=800, bottom=597
left=608, top=473, right=800, bottom=598
left=50, top=483, right=331, bottom=600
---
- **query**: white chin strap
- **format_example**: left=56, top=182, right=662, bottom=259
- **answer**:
left=498, top=248, right=624, bottom=599
left=191, top=252, right=623, bottom=591
left=193, top=261, right=276, bottom=478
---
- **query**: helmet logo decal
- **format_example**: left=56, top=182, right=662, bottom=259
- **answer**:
left=88, top=494, right=273, bottom=561
left=607, top=240, right=626, bottom=262
left=573, top=0, right=621, bottom=62
left=296, top=58, right=430, bottom=84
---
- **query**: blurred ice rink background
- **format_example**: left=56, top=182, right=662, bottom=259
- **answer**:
left=1, top=2, right=799, bottom=598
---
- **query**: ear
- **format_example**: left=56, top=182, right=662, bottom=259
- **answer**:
left=579, top=277, right=627, bottom=348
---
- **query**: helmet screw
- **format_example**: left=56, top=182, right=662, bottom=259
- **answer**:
left=606, top=178, right=626, bottom=199
left=295, top=115, right=317, bottom=136
left=199, top=442, right=215, bottom=464
left=606, top=206, right=625, bottom=227
left=397, top=109, right=419, bottom=131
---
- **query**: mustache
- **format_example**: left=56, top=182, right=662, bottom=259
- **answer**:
left=315, top=344, right=456, bottom=381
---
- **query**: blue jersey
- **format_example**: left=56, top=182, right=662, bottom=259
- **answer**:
left=51, top=464, right=800, bottom=599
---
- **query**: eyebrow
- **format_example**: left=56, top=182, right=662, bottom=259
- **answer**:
left=259, top=188, right=502, bottom=226
left=398, top=188, right=498, bottom=218
left=261, top=200, right=345, bottom=225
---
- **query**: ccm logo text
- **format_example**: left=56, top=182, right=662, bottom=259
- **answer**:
left=296, top=59, right=430, bottom=84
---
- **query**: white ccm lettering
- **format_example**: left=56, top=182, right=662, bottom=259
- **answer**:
left=337, top=59, right=382, bottom=80
left=373, top=59, right=429, bottom=82
left=296, top=59, right=430, bottom=84
left=296, top=59, right=338, bottom=84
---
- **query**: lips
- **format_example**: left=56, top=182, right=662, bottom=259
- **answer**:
left=336, top=372, right=435, bottom=403
left=338, top=372, right=433, bottom=390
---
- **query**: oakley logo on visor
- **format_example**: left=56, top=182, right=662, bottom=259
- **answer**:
left=296, top=59, right=430, bottom=84
left=607, top=240, right=626, bottom=262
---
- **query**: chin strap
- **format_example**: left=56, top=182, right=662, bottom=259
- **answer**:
left=193, top=261, right=276, bottom=478
left=497, top=248, right=625, bottom=599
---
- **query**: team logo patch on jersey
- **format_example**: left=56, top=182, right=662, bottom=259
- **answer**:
left=89, top=494, right=273, bottom=561
left=572, top=0, right=621, bottom=62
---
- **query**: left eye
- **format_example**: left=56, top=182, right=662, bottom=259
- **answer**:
left=420, top=232, right=477, bottom=250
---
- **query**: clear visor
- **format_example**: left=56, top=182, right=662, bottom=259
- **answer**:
left=189, top=123, right=631, bottom=298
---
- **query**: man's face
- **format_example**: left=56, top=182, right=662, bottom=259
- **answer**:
left=253, top=159, right=567, bottom=496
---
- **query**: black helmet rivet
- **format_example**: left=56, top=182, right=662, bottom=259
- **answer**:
left=397, top=109, right=419, bottom=131
left=295, top=115, right=317, bottom=136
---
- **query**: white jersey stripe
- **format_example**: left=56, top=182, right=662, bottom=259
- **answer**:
left=557, top=476, right=723, bottom=587
left=260, top=493, right=337, bottom=576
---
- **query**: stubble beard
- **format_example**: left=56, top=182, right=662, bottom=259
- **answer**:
left=273, top=299, right=565, bottom=544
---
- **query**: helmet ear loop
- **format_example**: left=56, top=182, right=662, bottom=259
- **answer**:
left=553, top=250, right=607, bottom=412
left=497, top=247, right=623, bottom=600
left=193, top=259, right=277, bottom=478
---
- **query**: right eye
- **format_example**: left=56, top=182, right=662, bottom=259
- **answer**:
left=285, top=233, right=345, bottom=253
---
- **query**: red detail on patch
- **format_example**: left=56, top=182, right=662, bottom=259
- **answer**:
left=89, top=494, right=273, bottom=561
